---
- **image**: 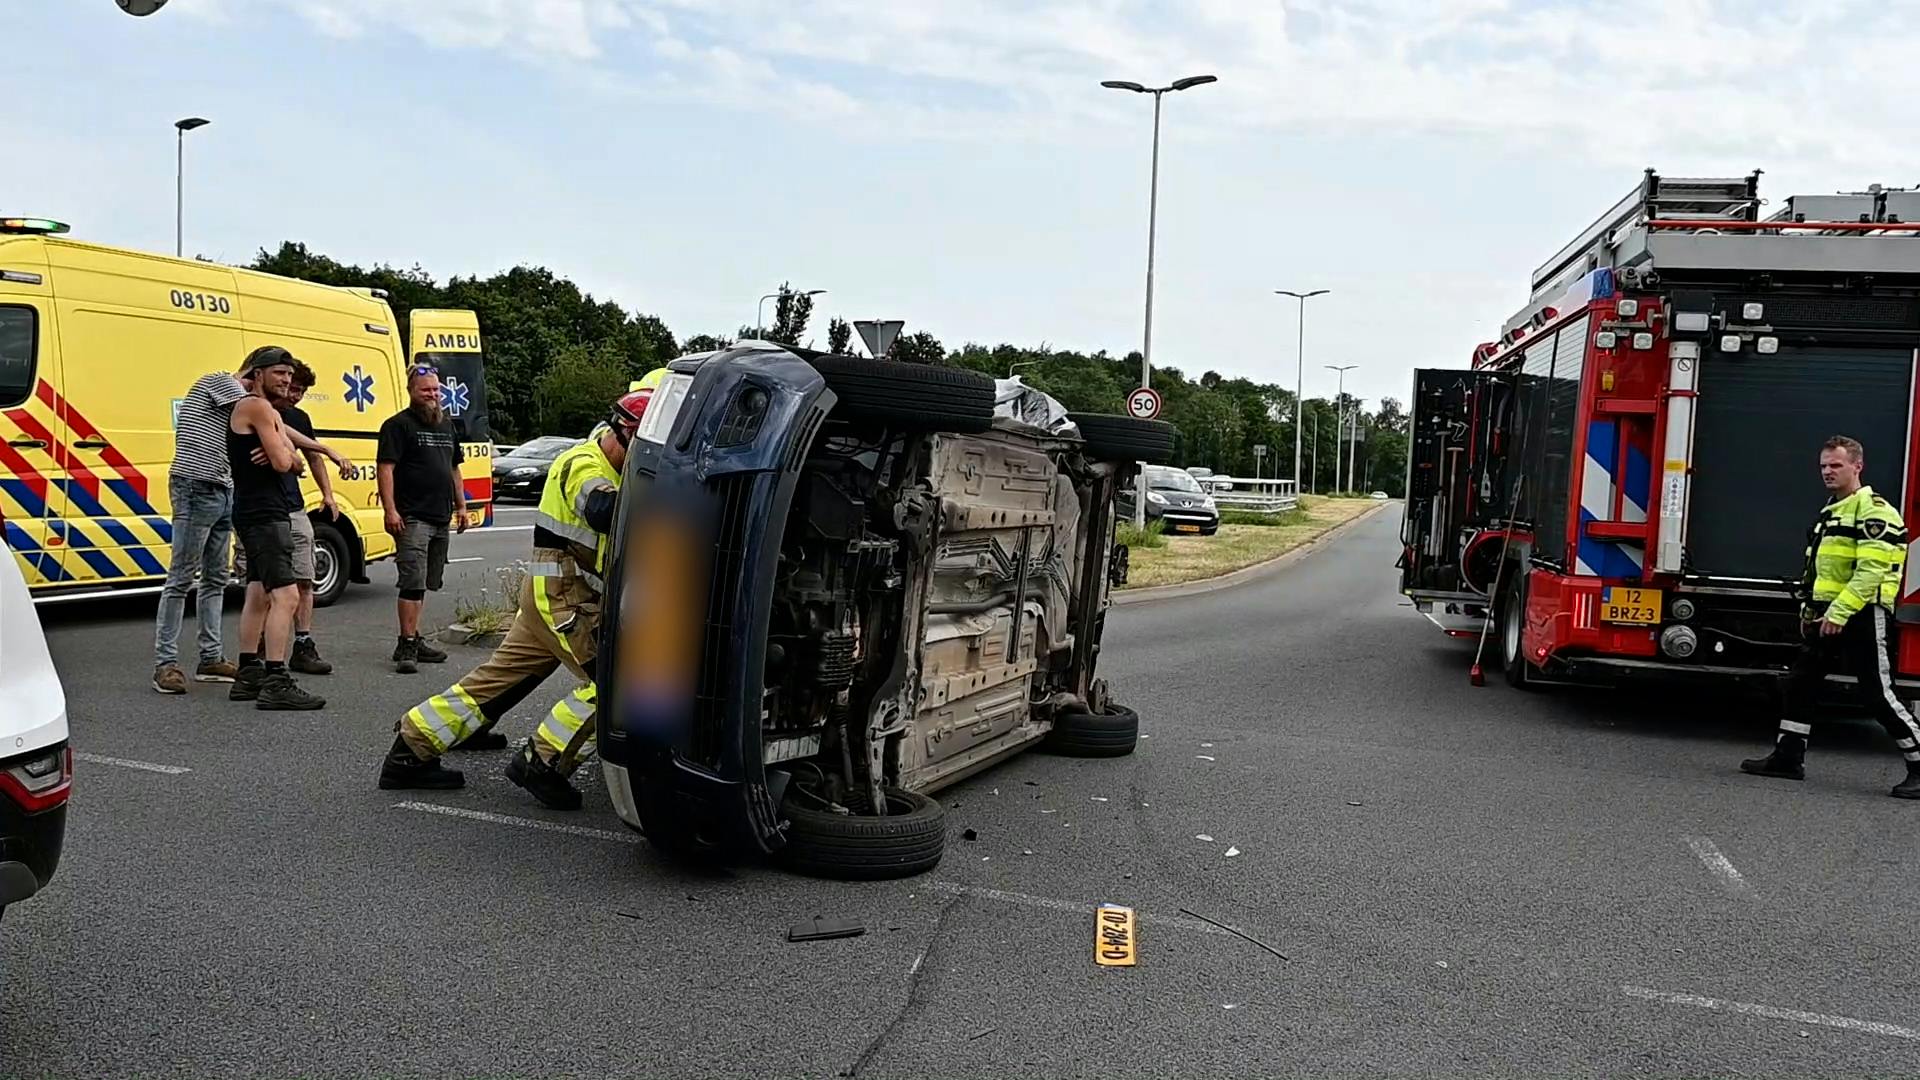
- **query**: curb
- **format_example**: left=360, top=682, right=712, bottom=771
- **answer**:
left=1112, top=500, right=1396, bottom=606
left=438, top=622, right=505, bottom=648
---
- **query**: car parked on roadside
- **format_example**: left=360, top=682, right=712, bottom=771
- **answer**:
left=1117, top=464, right=1220, bottom=535
left=0, top=536, right=72, bottom=920
left=492, top=435, right=584, bottom=502
left=596, top=343, right=1175, bottom=880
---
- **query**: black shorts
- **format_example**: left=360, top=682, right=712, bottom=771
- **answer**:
left=238, top=518, right=300, bottom=590
left=396, top=518, right=450, bottom=593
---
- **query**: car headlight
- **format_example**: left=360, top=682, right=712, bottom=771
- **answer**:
left=1146, top=491, right=1168, bottom=506
left=510, top=467, right=539, bottom=477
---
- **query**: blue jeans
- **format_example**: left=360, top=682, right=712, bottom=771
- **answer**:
left=152, top=475, right=234, bottom=668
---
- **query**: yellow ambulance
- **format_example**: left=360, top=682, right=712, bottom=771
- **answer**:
left=0, top=216, right=495, bottom=605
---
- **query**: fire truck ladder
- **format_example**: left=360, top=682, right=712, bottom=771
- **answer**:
left=1531, top=169, right=1762, bottom=300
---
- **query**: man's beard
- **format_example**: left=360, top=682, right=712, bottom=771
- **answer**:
left=411, top=400, right=443, bottom=423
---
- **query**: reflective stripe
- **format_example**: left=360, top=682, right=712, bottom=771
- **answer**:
left=533, top=578, right=580, bottom=664
left=1780, top=720, right=1814, bottom=736
left=581, top=568, right=605, bottom=594
left=526, top=560, right=566, bottom=579
left=574, top=476, right=614, bottom=519
left=1906, top=750, right=1920, bottom=763
left=1899, top=739, right=1918, bottom=751
left=536, top=512, right=597, bottom=548
left=1870, top=607, right=1920, bottom=746
left=407, top=684, right=482, bottom=753
left=535, top=685, right=596, bottom=754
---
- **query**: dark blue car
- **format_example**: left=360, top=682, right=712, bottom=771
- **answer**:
left=594, top=343, right=1175, bottom=879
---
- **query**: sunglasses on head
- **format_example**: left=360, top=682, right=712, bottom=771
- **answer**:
left=409, top=364, right=438, bottom=377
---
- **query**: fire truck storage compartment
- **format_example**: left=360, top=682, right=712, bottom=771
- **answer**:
left=1686, top=342, right=1917, bottom=582
left=1403, top=368, right=1511, bottom=594
left=1510, top=315, right=1588, bottom=567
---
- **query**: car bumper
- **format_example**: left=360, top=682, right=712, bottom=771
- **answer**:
left=0, top=777, right=67, bottom=906
left=1156, top=508, right=1219, bottom=533
left=492, top=475, right=545, bottom=500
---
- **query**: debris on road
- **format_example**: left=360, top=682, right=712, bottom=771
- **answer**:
left=1196, top=834, right=1215, bottom=842
left=1196, top=755, right=1216, bottom=762
left=1224, top=846, right=1241, bottom=858
left=1023, top=849, right=1034, bottom=856
left=1346, top=800, right=1364, bottom=807
left=1040, top=809, right=1057, bottom=814
left=963, top=828, right=980, bottom=841
left=1177, top=907, right=1289, bottom=962
left=1201, top=742, right=1214, bottom=748
left=1091, top=796, right=1109, bottom=802
left=969, top=1027, right=998, bottom=1041
left=789, top=917, right=866, bottom=943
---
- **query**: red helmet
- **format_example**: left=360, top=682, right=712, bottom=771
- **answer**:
left=611, top=389, right=651, bottom=430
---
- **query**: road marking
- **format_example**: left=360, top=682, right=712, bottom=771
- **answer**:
left=930, top=882, right=1229, bottom=936
left=1622, top=985, right=1920, bottom=1040
left=448, top=557, right=486, bottom=564
left=1683, top=835, right=1753, bottom=897
left=74, top=752, right=191, bottom=775
left=394, top=801, right=639, bottom=844
left=470, top=525, right=534, bottom=534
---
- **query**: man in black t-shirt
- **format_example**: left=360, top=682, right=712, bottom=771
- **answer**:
left=377, top=366, right=471, bottom=673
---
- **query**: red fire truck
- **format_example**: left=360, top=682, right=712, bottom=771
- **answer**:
left=1400, top=170, right=1920, bottom=690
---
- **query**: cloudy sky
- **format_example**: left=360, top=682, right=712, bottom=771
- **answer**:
left=15, top=0, right=1917, bottom=407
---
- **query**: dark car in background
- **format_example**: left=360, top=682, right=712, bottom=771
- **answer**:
left=491, top=435, right=583, bottom=502
left=597, top=343, right=1175, bottom=880
left=1117, top=464, right=1220, bottom=535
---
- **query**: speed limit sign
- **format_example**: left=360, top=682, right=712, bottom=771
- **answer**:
left=1127, top=386, right=1162, bottom=420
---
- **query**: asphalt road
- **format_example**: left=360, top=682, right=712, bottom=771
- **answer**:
left=7, top=503, right=1920, bottom=1078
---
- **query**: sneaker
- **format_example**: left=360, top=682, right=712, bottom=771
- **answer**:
left=290, top=638, right=333, bottom=676
left=412, top=636, right=448, bottom=664
left=1739, top=753, right=1805, bottom=781
left=194, top=659, right=239, bottom=683
left=152, top=664, right=187, bottom=695
left=452, top=729, right=509, bottom=752
left=255, top=671, right=325, bottom=711
left=505, top=741, right=583, bottom=811
left=229, top=665, right=266, bottom=702
left=377, top=736, right=464, bottom=790
left=393, top=636, right=419, bottom=675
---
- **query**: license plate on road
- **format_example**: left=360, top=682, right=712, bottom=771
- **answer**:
left=1174, top=524, right=1201, bottom=534
left=1601, top=586, right=1663, bottom=625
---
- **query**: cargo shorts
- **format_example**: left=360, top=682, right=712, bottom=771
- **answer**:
left=288, top=510, right=316, bottom=584
left=396, top=518, right=450, bottom=593
left=238, top=517, right=300, bottom=591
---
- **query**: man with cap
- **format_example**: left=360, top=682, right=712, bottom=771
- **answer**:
left=378, top=388, right=652, bottom=809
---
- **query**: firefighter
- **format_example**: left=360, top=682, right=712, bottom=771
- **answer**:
left=1742, top=435, right=1920, bottom=798
left=376, top=388, right=651, bottom=810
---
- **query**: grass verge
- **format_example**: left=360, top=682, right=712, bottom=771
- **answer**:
left=452, top=559, right=529, bottom=637
left=1119, top=495, right=1383, bottom=590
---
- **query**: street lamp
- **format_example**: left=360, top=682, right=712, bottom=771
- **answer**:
left=1104, top=73, right=1217, bottom=529
left=1325, top=364, right=1355, bottom=496
left=756, top=289, right=827, bottom=336
left=1277, top=288, right=1328, bottom=499
left=173, top=117, right=210, bottom=257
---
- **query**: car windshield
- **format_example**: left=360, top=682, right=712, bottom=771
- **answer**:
left=1147, top=468, right=1202, bottom=493
left=517, top=436, right=576, bottom=460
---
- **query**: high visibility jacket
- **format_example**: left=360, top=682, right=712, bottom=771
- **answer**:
left=1802, top=485, right=1907, bottom=625
left=532, top=432, right=620, bottom=596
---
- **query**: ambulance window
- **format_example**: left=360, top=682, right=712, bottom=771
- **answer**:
left=0, top=306, right=36, bottom=408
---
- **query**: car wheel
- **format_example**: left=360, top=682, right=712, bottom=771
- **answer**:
left=1501, top=576, right=1535, bottom=690
left=1067, top=413, right=1177, bottom=465
left=806, top=354, right=997, bottom=433
left=774, top=779, right=947, bottom=881
left=1040, top=702, right=1140, bottom=757
left=308, top=519, right=351, bottom=608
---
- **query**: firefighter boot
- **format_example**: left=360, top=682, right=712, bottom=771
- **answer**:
left=505, top=741, right=583, bottom=811
left=1741, top=746, right=1807, bottom=781
left=377, top=734, right=464, bottom=790
left=1892, top=763, right=1920, bottom=800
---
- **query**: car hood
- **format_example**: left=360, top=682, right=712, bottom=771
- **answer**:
left=0, top=553, right=68, bottom=751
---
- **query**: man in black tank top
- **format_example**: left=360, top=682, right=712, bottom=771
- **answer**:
left=225, top=346, right=325, bottom=711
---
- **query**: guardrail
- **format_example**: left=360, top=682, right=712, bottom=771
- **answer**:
left=1192, top=475, right=1299, bottom=514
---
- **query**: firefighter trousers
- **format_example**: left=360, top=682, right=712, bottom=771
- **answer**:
left=398, top=573, right=602, bottom=773
left=1772, top=606, right=1920, bottom=765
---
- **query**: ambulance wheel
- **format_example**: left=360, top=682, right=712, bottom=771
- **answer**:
left=1501, top=579, right=1536, bottom=690
left=807, top=355, right=996, bottom=433
left=775, top=778, right=946, bottom=881
left=1068, top=413, right=1178, bottom=466
left=310, top=520, right=350, bottom=608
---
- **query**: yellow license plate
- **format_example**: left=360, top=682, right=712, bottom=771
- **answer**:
left=1601, top=586, right=1663, bottom=625
left=1095, top=904, right=1136, bottom=967
left=1174, top=524, right=1202, bottom=534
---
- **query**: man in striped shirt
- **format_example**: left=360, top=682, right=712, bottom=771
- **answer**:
left=152, top=365, right=251, bottom=694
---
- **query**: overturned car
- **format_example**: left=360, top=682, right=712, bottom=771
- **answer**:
left=594, top=343, right=1174, bottom=879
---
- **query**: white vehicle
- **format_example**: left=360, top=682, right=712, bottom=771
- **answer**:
left=0, top=534, right=72, bottom=918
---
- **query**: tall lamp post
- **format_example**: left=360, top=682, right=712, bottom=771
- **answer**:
left=1325, top=364, right=1355, bottom=496
left=756, top=288, right=827, bottom=338
left=174, top=117, right=210, bottom=257
left=1103, top=73, right=1217, bottom=529
left=1276, top=288, right=1328, bottom=499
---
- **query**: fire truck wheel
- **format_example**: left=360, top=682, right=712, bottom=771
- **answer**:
left=1501, top=579, right=1537, bottom=690
left=1068, top=413, right=1178, bottom=465
left=807, top=354, right=997, bottom=433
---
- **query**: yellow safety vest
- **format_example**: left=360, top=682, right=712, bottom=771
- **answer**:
left=532, top=433, right=619, bottom=595
left=1803, top=485, right=1907, bottom=625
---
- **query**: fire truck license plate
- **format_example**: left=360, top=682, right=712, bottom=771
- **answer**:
left=1601, top=587, right=1663, bottom=625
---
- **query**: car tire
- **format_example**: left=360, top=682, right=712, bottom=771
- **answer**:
left=775, top=783, right=947, bottom=881
left=310, top=519, right=350, bottom=608
left=1501, top=575, right=1536, bottom=691
left=1068, top=413, right=1177, bottom=465
left=1041, top=702, right=1140, bottom=757
left=806, top=355, right=997, bottom=433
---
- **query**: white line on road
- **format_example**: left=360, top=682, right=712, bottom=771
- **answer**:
left=448, top=557, right=486, bottom=564
left=471, top=525, right=534, bottom=534
left=930, top=882, right=1230, bottom=936
left=1622, top=985, right=1920, bottom=1040
left=1683, top=835, right=1753, bottom=897
left=74, top=752, right=191, bottom=775
left=394, top=801, right=639, bottom=844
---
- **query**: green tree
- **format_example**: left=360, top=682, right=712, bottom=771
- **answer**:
left=827, top=317, right=852, bottom=354
left=890, top=331, right=945, bottom=365
left=535, top=341, right=629, bottom=437
left=682, top=333, right=731, bottom=354
left=764, top=283, right=816, bottom=347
